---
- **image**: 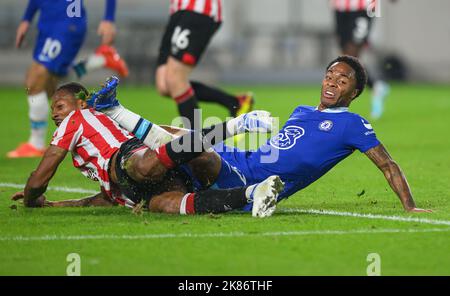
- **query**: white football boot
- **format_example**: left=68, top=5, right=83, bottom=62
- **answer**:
left=248, top=175, right=285, bottom=218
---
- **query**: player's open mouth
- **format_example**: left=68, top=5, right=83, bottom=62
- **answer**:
left=323, top=90, right=336, bottom=99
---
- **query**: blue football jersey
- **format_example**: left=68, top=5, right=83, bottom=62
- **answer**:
left=218, top=105, right=381, bottom=201
left=23, top=0, right=87, bottom=30
left=22, top=0, right=115, bottom=30
left=22, top=0, right=115, bottom=76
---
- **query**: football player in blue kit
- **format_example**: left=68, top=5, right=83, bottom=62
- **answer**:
left=88, top=56, right=431, bottom=214
left=8, top=0, right=128, bottom=158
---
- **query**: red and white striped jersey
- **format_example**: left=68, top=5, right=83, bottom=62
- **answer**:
left=331, top=0, right=377, bottom=12
left=51, top=109, right=134, bottom=206
left=169, top=0, right=223, bottom=22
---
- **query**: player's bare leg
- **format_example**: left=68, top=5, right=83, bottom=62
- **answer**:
left=148, top=176, right=282, bottom=216
left=186, top=151, right=222, bottom=188
left=155, top=64, right=170, bottom=97
left=342, top=42, right=362, bottom=58
left=45, top=72, right=58, bottom=98
left=166, top=56, right=198, bottom=128
left=148, top=191, right=185, bottom=214
left=7, top=62, right=52, bottom=158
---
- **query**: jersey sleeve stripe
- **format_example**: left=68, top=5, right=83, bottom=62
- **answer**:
left=203, top=0, right=211, bottom=17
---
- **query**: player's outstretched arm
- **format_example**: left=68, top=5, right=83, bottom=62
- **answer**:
left=21, top=145, right=67, bottom=207
left=11, top=191, right=116, bottom=208
left=16, top=0, right=38, bottom=48
left=15, top=21, right=30, bottom=48
left=46, top=191, right=117, bottom=207
left=365, top=144, right=432, bottom=213
left=97, top=0, right=117, bottom=45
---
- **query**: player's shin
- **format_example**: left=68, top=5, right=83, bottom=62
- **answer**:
left=190, top=81, right=240, bottom=116
left=174, top=87, right=200, bottom=128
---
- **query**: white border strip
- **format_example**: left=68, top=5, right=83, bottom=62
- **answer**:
left=2, top=183, right=449, bottom=226
left=0, top=228, right=449, bottom=242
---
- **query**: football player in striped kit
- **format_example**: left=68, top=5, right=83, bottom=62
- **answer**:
left=155, top=0, right=254, bottom=128
left=332, top=0, right=392, bottom=119
left=11, top=78, right=281, bottom=218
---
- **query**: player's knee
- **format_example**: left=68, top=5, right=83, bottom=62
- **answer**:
left=25, top=64, right=49, bottom=94
left=155, top=69, right=170, bottom=97
left=343, top=43, right=362, bottom=57
left=188, top=152, right=222, bottom=186
left=189, top=152, right=219, bottom=170
left=165, top=68, right=182, bottom=89
left=156, top=80, right=170, bottom=97
left=166, top=63, right=190, bottom=94
left=148, top=192, right=183, bottom=214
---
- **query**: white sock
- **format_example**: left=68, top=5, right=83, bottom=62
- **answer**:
left=105, top=105, right=174, bottom=149
left=104, top=105, right=139, bottom=131
left=27, top=91, right=49, bottom=149
left=245, top=184, right=257, bottom=203
left=84, top=54, right=106, bottom=72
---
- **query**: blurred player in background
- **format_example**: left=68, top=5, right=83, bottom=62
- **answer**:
left=332, top=0, right=390, bottom=119
left=155, top=0, right=254, bottom=128
left=7, top=0, right=128, bottom=158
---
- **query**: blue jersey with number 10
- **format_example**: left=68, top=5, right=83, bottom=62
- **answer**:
left=217, top=105, right=381, bottom=201
left=21, top=0, right=115, bottom=76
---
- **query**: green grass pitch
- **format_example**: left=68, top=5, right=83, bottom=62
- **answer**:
left=0, top=83, right=449, bottom=275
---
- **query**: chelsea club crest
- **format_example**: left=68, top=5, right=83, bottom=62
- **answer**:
left=319, top=120, right=333, bottom=131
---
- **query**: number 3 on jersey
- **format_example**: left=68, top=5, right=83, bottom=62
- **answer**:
left=171, top=26, right=191, bottom=53
left=353, top=17, right=369, bottom=42
left=39, top=38, right=62, bottom=61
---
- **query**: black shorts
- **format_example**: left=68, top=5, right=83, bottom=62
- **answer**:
left=114, top=138, right=193, bottom=204
left=157, top=10, right=221, bottom=66
left=335, top=10, right=373, bottom=49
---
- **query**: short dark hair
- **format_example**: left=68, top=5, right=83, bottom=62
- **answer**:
left=55, top=82, right=90, bottom=101
left=326, top=55, right=367, bottom=99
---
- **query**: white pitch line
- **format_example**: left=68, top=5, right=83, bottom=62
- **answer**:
left=0, top=182, right=97, bottom=195
left=280, top=208, right=450, bottom=226
left=2, top=182, right=450, bottom=226
left=0, top=228, right=449, bottom=242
